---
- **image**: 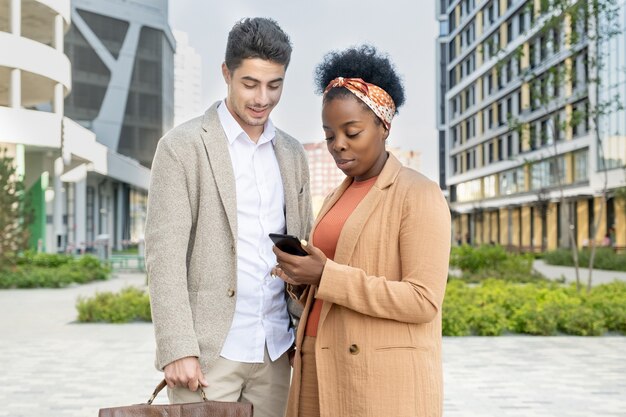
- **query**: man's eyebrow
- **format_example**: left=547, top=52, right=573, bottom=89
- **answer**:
left=241, top=76, right=284, bottom=83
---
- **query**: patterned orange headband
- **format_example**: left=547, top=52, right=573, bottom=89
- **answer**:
left=323, top=77, right=395, bottom=130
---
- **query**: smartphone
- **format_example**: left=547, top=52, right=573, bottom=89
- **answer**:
left=269, top=233, right=308, bottom=256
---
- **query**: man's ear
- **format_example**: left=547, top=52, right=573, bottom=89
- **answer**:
left=222, top=62, right=231, bottom=84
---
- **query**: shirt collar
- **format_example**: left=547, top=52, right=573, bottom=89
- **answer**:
left=217, top=100, right=276, bottom=146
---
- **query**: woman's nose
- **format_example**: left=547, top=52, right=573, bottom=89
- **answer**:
left=332, top=136, right=347, bottom=152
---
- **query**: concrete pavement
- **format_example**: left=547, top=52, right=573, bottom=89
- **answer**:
left=1, top=272, right=625, bottom=416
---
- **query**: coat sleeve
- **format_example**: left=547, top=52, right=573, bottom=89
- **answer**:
left=145, top=138, right=200, bottom=370
left=315, top=179, right=451, bottom=324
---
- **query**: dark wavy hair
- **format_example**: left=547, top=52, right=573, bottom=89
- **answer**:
left=314, top=45, right=405, bottom=114
left=225, top=17, right=292, bottom=71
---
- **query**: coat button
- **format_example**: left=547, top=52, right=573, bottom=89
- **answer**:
left=231, top=245, right=236, bottom=254
left=349, top=344, right=359, bottom=355
left=227, top=289, right=235, bottom=297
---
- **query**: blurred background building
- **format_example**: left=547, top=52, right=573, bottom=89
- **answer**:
left=437, top=0, right=626, bottom=251
left=173, top=29, right=202, bottom=126
left=304, top=141, right=421, bottom=215
left=0, top=0, right=175, bottom=254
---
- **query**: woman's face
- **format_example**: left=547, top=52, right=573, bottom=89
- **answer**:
left=322, top=95, right=389, bottom=181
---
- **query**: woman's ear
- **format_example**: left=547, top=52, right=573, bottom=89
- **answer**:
left=382, top=126, right=390, bottom=141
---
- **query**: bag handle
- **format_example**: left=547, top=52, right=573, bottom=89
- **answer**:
left=146, top=379, right=208, bottom=405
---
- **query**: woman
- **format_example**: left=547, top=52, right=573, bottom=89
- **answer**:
left=273, top=45, right=450, bottom=417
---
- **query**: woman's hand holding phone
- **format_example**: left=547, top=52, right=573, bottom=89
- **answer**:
left=270, top=234, right=327, bottom=286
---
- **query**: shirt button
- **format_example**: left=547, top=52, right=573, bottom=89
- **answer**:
left=349, top=344, right=360, bottom=355
left=227, top=289, right=235, bottom=297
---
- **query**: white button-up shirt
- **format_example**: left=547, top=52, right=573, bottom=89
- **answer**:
left=217, top=101, right=294, bottom=363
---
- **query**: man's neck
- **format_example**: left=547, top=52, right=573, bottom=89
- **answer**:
left=224, top=100, right=264, bottom=144
left=243, top=126, right=263, bottom=144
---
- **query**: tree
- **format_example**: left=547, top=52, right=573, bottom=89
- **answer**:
left=497, top=0, right=622, bottom=292
left=0, top=148, right=32, bottom=265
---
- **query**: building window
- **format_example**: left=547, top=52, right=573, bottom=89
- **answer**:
left=457, top=178, right=483, bottom=202
left=507, top=21, right=513, bottom=43
left=506, top=96, right=513, bottom=120
left=499, top=168, right=525, bottom=195
left=484, top=174, right=498, bottom=198
left=507, top=134, right=513, bottom=158
left=531, top=157, right=566, bottom=190
left=574, top=149, right=589, bottom=182
left=529, top=123, right=537, bottom=150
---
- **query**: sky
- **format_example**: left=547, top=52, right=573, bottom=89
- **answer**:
left=169, top=0, right=439, bottom=181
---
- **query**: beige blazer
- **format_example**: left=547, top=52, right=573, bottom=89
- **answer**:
left=145, top=102, right=313, bottom=372
left=286, top=154, right=450, bottom=417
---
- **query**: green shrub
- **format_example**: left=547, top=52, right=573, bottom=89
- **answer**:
left=544, top=248, right=626, bottom=271
left=468, top=304, right=509, bottom=336
left=450, top=245, right=545, bottom=283
left=557, top=304, right=607, bottom=336
left=442, top=280, right=472, bottom=336
left=511, top=301, right=559, bottom=335
left=0, top=254, right=110, bottom=288
left=76, top=287, right=151, bottom=323
left=16, top=251, right=73, bottom=267
left=442, top=280, right=626, bottom=336
left=585, top=281, right=626, bottom=333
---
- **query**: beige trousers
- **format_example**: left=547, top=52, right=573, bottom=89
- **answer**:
left=167, top=346, right=290, bottom=417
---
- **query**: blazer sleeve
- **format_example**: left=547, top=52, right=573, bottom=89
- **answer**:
left=316, top=179, right=451, bottom=324
left=145, top=138, right=200, bottom=370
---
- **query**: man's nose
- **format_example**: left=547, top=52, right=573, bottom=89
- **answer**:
left=254, top=87, right=270, bottom=106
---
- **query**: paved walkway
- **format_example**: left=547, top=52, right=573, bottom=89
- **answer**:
left=1, top=272, right=625, bottom=416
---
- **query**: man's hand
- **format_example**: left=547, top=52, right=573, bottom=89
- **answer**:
left=164, top=356, right=208, bottom=391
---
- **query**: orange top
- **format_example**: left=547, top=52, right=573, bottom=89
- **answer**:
left=305, top=176, right=378, bottom=337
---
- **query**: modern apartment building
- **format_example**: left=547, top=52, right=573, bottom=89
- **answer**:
left=437, top=0, right=626, bottom=250
left=0, top=0, right=175, bottom=254
left=64, top=0, right=175, bottom=168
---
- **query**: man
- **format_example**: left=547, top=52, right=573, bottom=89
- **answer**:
left=145, top=18, right=313, bottom=417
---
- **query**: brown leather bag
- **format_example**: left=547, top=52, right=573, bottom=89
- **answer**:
left=98, top=380, right=253, bottom=417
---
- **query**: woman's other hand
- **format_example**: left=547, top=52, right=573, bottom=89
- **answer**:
left=272, top=240, right=327, bottom=286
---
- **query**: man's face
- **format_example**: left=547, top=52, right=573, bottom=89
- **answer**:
left=222, top=58, right=286, bottom=140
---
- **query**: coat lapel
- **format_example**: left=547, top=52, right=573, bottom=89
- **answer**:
left=274, top=136, right=300, bottom=236
left=317, top=153, right=403, bottom=330
left=200, top=102, right=237, bottom=241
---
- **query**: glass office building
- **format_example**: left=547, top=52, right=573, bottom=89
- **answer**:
left=64, top=0, right=175, bottom=168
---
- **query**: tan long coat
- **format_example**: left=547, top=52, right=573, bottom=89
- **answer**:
left=286, top=154, right=451, bottom=417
